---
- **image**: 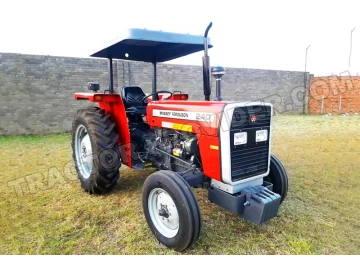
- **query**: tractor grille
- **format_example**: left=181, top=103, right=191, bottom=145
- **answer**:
left=230, top=145, right=269, bottom=180
left=229, top=105, right=271, bottom=181
left=231, top=106, right=271, bottom=129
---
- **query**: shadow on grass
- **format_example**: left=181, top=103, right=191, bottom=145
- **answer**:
left=101, top=168, right=155, bottom=196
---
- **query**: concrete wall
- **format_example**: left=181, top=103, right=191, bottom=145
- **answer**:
left=309, top=76, right=360, bottom=114
left=0, top=53, right=311, bottom=135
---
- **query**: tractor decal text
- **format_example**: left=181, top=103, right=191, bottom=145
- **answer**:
left=153, top=109, right=215, bottom=123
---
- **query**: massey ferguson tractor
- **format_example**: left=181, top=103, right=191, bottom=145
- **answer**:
left=71, top=23, right=288, bottom=251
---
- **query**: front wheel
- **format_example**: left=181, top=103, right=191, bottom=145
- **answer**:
left=264, top=155, right=289, bottom=204
left=142, top=170, right=201, bottom=251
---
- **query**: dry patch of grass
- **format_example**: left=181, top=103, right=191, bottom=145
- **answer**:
left=0, top=115, right=359, bottom=254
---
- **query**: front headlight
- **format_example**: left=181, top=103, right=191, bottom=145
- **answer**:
left=256, top=130, right=268, bottom=142
left=234, top=132, right=247, bottom=145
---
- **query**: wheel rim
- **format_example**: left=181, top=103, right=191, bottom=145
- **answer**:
left=148, top=188, right=179, bottom=238
left=74, top=124, right=93, bottom=179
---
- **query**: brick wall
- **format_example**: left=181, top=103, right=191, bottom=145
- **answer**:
left=309, top=76, right=360, bottom=114
left=0, top=53, right=311, bottom=135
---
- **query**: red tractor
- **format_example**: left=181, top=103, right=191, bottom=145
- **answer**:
left=72, top=23, right=288, bottom=251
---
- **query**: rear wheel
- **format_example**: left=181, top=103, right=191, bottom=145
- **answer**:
left=264, top=155, right=289, bottom=204
left=71, top=107, right=121, bottom=194
left=142, top=170, right=201, bottom=251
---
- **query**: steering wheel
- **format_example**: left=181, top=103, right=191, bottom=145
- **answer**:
left=142, top=90, right=173, bottom=104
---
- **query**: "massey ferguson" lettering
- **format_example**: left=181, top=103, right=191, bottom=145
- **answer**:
left=159, top=111, right=171, bottom=116
left=159, top=111, right=189, bottom=118
left=172, top=112, right=188, bottom=118
left=153, top=109, right=215, bottom=123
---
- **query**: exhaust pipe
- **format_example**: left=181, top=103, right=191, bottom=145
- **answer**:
left=202, top=22, right=212, bottom=101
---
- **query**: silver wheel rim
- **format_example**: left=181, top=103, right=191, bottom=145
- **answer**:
left=148, top=188, right=179, bottom=238
left=74, top=124, right=93, bottom=179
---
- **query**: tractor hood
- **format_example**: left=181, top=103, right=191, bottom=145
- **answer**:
left=146, top=100, right=226, bottom=137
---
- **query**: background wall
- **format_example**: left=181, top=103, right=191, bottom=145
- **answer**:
left=309, top=76, right=360, bottom=114
left=0, top=53, right=311, bottom=135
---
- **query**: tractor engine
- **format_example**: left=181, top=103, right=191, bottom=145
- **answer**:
left=153, top=128, right=200, bottom=171
left=131, top=126, right=200, bottom=172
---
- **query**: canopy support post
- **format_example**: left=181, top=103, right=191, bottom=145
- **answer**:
left=108, top=58, right=114, bottom=93
left=152, top=62, right=158, bottom=100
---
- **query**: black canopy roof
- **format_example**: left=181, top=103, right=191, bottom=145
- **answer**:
left=91, top=28, right=213, bottom=63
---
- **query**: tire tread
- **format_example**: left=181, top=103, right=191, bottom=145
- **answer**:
left=71, top=106, right=121, bottom=194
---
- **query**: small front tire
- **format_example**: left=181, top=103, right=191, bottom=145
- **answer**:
left=142, top=170, right=201, bottom=251
left=264, top=155, right=289, bottom=204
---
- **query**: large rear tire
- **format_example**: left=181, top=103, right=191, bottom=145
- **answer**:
left=264, top=155, right=289, bottom=204
left=142, top=170, right=201, bottom=251
left=71, top=107, right=121, bottom=194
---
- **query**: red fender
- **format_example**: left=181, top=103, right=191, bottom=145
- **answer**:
left=74, top=93, right=132, bottom=168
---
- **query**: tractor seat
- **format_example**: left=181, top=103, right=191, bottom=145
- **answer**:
left=121, top=86, right=147, bottom=115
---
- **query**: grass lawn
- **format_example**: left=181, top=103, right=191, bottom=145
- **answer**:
left=0, top=115, right=359, bottom=254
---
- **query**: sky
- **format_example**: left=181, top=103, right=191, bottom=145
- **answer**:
left=0, top=0, right=359, bottom=76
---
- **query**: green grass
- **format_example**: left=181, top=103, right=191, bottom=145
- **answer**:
left=0, top=115, right=359, bottom=254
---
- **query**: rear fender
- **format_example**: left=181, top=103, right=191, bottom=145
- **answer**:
left=74, top=93, right=132, bottom=168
